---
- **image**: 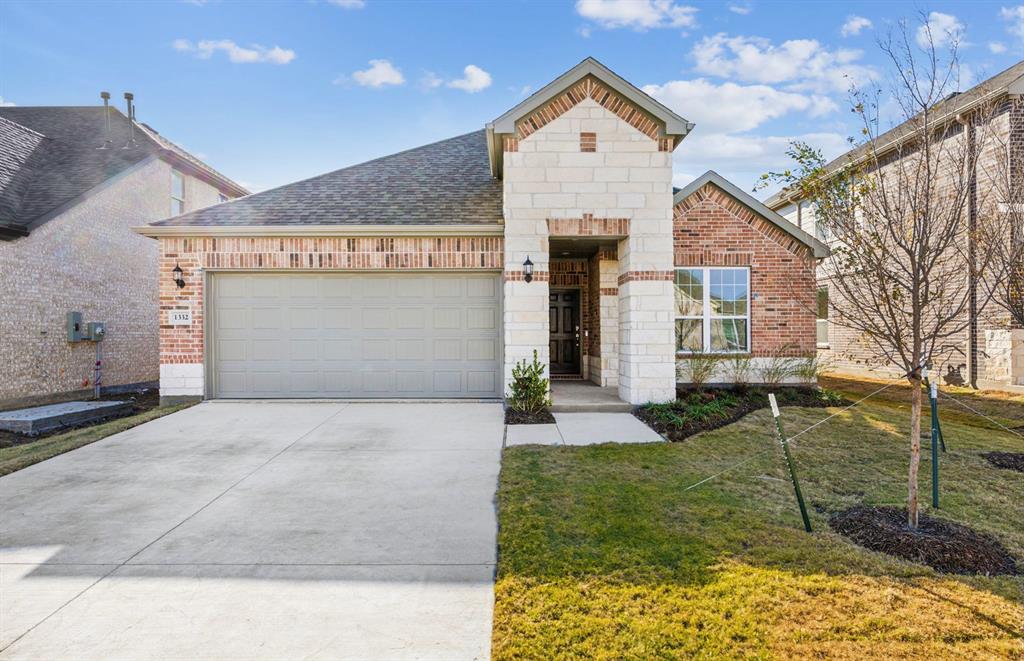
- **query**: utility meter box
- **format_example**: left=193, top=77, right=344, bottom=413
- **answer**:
left=66, top=311, right=85, bottom=342
left=86, top=322, right=106, bottom=341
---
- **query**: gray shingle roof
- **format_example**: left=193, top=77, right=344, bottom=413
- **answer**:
left=150, top=130, right=503, bottom=227
left=0, top=106, right=246, bottom=239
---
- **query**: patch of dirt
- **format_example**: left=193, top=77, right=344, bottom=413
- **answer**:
left=635, top=386, right=847, bottom=443
left=0, top=388, right=160, bottom=448
left=829, top=505, right=1018, bottom=576
left=981, top=452, right=1024, bottom=473
left=505, top=409, right=556, bottom=425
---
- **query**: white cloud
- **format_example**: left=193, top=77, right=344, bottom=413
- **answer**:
left=643, top=79, right=836, bottom=134
left=673, top=131, right=850, bottom=192
left=989, top=41, right=1008, bottom=53
left=351, top=59, right=405, bottom=88
left=841, top=16, right=872, bottom=37
left=419, top=71, right=444, bottom=90
left=446, top=65, right=492, bottom=93
left=328, top=0, right=365, bottom=7
left=691, top=33, right=874, bottom=93
left=575, top=0, right=697, bottom=30
left=1000, top=6, right=1024, bottom=41
left=916, top=11, right=964, bottom=48
left=173, top=38, right=295, bottom=64
left=0, top=96, right=15, bottom=107
left=727, top=3, right=751, bottom=15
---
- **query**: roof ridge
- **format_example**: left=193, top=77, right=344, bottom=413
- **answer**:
left=224, top=129, right=487, bottom=202
left=0, top=114, right=46, bottom=139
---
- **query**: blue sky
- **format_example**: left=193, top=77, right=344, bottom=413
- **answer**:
left=2, top=1, right=1022, bottom=196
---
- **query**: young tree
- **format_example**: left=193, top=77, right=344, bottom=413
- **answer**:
left=759, top=16, right=1009, bottom=529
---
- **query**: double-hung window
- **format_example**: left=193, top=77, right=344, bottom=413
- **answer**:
left=674, top=267, right=750, bottom=353
left=170, top=170, right=185, bottom=216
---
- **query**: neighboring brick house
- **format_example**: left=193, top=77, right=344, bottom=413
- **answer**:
left=0, top=100, right=247, bottom=407
left=767, top=61, right=1024, bottom=393
left=137, top=58, right=827, bottom=406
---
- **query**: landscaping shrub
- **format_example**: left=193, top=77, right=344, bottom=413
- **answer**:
left=759, top=346, right=800, bottom=385
left=637, top=385, right=845, bottom=442
left=677, top=352, right=720, bottom=390
left=724, top=355, right=753, bottom=390
left=507, top=350, right=551, bottom=415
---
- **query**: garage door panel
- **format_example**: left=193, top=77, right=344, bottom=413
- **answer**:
left=362, top=308, right=392, bottom=329
left=467, top=371, right=496, bottom=394
left=212, top=273, right=500, bottom=398
left=251, top=308, right=282, bottom=330
left=433, top=372, right=462, bottom=392
left=322, top=307, right=352, bottom=330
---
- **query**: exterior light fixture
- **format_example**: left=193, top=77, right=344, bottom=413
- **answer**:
left=172, top=263, right=186, bottom=289
left=523, top=256, right=534, bottom=283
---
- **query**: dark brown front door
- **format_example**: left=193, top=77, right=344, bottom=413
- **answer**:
left=549, top=290, right=581, bottom=375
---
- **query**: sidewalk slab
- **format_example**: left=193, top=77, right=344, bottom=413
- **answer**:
left=554, top=413, right=664, bottom=445
left=505, top=424, right=561, bottom=446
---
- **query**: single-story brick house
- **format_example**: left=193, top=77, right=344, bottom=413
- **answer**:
left=0, top=99, right=246, bottom=408
left=137, top=58, right=827, bottom=406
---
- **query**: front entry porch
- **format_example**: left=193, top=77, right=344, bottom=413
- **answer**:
left=549, top=380, right=631, bottom=412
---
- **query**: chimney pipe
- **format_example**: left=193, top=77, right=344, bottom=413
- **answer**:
left=122, top=92, right=136, bottom=148
left=98, top=91, right=112, bottom=150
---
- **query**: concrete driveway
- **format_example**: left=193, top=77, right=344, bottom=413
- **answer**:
left=0, top=401, right=504, bottom=660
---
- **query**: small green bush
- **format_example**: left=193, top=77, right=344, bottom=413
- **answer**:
left=725, top=355, right=753, bottom=389
left=507, top=350, right=551, bottom=414
left=678, top=352, right=721, bottom=390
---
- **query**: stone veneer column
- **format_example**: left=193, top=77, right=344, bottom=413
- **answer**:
left=617, top=185, right=675, bottom=405
left=590, top=254, right=620, bottom=387
left=502, top=239, right=549, bottom=391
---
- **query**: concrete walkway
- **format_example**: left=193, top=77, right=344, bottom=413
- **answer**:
left=0, top=401, right=504, bottom=660
left=505, top=412, right=664, bottom=446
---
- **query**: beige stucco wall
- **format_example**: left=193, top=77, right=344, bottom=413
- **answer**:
left=0, top=158, right=230, bottom=405
left=502, top=96, right=675, bottom=404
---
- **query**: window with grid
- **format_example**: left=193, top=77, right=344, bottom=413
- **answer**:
left=171, top=170, right=185, bottom=216
left=674, top=267, right=750, bottom=353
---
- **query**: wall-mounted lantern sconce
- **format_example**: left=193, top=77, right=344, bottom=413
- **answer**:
left=523, top=256, right=534, bottom=283
left=172, top=263, right=186, bottom=289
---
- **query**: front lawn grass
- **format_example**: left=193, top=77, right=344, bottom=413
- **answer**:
left=0, top=404, right=191, bottom=476
left=494, top=387, right=1023, bottom=659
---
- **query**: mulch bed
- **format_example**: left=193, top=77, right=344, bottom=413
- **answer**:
left=980, top=452, right=1024, bottom=473
left=829, top=505, right=1018, bottom=576
left=505, top=409, right=556, bottom=425
left=0, top=388, right=160, bottom=448
left=635, top=386, right=846, bottom=443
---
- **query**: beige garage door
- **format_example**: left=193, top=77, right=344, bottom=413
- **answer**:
left=209, top=272, right=501, bottom=399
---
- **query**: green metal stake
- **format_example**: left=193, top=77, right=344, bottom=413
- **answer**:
left=769, top=393, right=812, bottom=533
left=922, top=371, right=947, bottom=452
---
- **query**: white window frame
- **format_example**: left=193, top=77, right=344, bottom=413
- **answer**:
left=675, top=266, right=752, bottom=355
left=171, top=170, right=185, bottom=216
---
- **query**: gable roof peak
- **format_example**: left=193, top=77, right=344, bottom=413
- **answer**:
left=675, top=170, right=829, bottom=259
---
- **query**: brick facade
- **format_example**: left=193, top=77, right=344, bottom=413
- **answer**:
left=673, top=182, right=817, bottom=365
left=0, top=158, right=233, bottom=406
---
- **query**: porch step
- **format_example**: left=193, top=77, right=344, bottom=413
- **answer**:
left=550, top=401, right=633, bottom=413
left=549, top=381, right=633, bottom=413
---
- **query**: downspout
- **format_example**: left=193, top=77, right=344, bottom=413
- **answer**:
left=961, top=115, right=979, bottom=389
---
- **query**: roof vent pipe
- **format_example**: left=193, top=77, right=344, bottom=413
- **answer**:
left=98, top=91, right=112, bottom=149
left=122, top=92, right=136, bottom=148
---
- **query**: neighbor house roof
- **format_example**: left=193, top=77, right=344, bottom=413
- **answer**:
left=145, top=130, right=503, bottom=230
left=765, top=60, right=1024, bottom=210
left=0, top=106, right=247, bottom=239
left=676, top=170, right=829, bottom=258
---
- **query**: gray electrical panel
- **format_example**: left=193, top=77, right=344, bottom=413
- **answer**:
left=66, top=312, right=106, bottom=342
left=66, top=311, right=85, bottom=342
